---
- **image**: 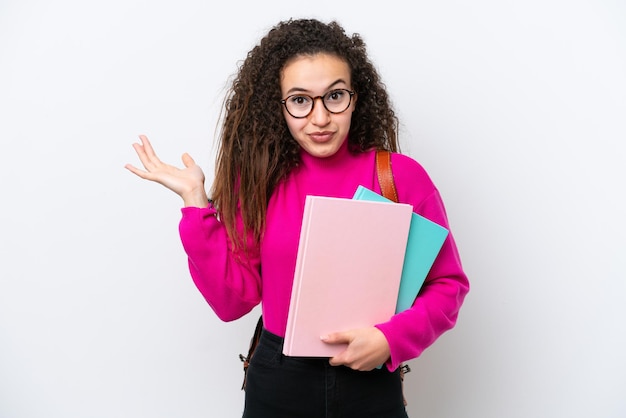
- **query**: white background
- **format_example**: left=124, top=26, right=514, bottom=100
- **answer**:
left=1, top=1, right=625, bottom=417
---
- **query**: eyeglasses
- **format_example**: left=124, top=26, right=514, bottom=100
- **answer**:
left=281, top=89, right=355, bottom=118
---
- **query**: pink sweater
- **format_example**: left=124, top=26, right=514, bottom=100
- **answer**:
left=179, top=141, right=469, bottom=371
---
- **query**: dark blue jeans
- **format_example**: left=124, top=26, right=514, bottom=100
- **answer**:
left=242, top=328, right=409, bottom=418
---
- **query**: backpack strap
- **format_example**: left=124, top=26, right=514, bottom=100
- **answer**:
left=376, top=149, right=412, bottom=406
left=376, top=150, right=399, bottom=203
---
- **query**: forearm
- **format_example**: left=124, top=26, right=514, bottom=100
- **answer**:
left=376, top=173, right=470, bottom=370
left=179, top=206, right=262, bottom=321
left=377, top=270, right=469, bottom=370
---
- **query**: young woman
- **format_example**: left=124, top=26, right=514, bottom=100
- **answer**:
left=126, top=18, right=469, bottom=418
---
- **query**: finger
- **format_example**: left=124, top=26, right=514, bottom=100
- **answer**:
left=124, top=163, right=150, bottom=179
left=131, top=142, right=153, bottom=170
left=320, top=331, right=351, bottom=345
left=137, top=134, right=163, bottom=167
left=125, top=163, right=163, bottom=183
left=138, top=134, right=154, bottom=154
left=181, top=152, right=196, bottom=168
left=328, top=356, right=343, bottom=367
left=132, top=141, right=163, bottom=172
left=328, top=349, right=352, bottom=368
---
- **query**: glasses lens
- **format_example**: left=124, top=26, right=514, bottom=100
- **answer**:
left=323, top=89, right=351, bottom=113
left=284, top=95, right=313, bottom=118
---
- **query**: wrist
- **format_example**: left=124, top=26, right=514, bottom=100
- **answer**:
left=181, top=186, right=209, bottom=208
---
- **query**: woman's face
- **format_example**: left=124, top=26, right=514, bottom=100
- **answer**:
left=280, top=53, right=356, bottom=158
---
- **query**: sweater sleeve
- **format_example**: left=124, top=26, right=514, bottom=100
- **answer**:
left=178, top=205, right=262, bottom=322
left=375, top=155, right=470, bottom=371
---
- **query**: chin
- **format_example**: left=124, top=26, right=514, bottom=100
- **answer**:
left=302, top=141, right=344, bottom=158
left=308, top=147, right=339, bottom=158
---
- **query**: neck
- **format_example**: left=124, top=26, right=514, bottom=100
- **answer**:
left=299, top=137, right=351, bottom=169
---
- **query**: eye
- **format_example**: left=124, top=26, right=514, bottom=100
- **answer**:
left=288, top=95, right=312, bottom=107
left=326, top=90, right=346, bottom=102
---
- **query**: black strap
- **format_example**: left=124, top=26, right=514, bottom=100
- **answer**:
left=239, top=315, right=263, bottom=390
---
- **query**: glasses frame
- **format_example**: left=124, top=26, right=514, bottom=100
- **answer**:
left=280, top=89, right=355, bottom=119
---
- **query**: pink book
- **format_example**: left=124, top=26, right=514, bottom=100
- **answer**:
left=283, top=195, right=413, bottom=357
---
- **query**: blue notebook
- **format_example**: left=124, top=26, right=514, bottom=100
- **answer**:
left=352, top=185, right=449, bottom=313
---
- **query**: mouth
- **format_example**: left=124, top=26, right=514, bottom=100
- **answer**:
left=308, top=131, right=334, bottom=143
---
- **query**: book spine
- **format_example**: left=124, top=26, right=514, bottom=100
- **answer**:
left=284, top=196, right=314, bottom=355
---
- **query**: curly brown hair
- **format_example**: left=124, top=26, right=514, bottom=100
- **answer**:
left=211, top=18, right=400, bottom=249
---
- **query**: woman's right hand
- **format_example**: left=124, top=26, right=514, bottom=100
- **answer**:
left=125, top=135, right=209, bottom=208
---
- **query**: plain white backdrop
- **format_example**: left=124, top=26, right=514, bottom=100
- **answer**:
left=1, top=1, right=624, bottom=417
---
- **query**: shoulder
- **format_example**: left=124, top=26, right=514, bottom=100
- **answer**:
left=388, top=152, right=439, bottom=207
left=390, top=152, right=436, bottom=188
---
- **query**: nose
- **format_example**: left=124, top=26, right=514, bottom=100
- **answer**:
left=310, top=97, right=331, bottom=126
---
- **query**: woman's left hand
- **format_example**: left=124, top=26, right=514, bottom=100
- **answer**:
left=321, top=327, right=391, bottom=371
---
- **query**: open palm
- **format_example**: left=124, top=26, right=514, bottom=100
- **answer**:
left=125, top=135, right=208, bottom=207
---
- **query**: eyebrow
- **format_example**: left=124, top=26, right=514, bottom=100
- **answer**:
left=284, top=79, right=349, bottom=96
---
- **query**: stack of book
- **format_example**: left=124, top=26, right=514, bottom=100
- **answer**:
left=283, top=186, right=448, bottom=357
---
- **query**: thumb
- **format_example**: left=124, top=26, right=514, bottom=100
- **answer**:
left=181, top=152, right=196, bottom=168
left=320, top=331, right=352, bottom=345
